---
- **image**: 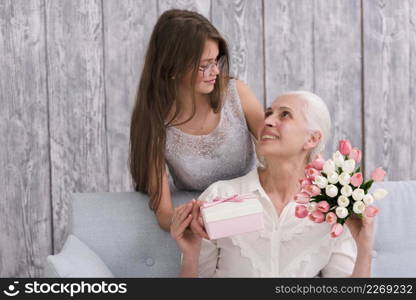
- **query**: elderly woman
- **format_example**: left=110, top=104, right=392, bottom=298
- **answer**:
left=170, top=91, right=374, bottom=277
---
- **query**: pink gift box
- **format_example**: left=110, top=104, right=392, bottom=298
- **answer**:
left=201, top=194, right=264, bottom=240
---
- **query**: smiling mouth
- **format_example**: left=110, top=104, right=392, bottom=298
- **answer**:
left=261, top=135, right=279, bottom=141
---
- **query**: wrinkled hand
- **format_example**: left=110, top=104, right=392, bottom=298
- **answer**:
left=345, top=214, right=375, bottom=251
left=189, top=200, right=210, bottom=239
left=170, top=200, right=202, bottom=256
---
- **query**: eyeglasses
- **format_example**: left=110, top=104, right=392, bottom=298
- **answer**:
left=198, top=57, right=225, bottom=79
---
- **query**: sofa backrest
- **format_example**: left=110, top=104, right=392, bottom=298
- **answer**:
left=70, top=190, right=199, bottom=277
left=371, top=181, right=416, bottom=277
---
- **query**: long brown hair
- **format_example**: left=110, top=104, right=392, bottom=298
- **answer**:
left=129, top=9, right=230, bottom=212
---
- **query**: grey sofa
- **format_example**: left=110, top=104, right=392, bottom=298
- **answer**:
left=43, top=181, right=416, bottom=277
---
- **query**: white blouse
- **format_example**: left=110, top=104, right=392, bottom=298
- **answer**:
left=196, top=168, right=357, bottom=278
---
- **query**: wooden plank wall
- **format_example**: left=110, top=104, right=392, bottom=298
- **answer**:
left=264, top=0, right=362, bottom=159
left=363, top=0, right=416, bottom=180
left=0, top=0, right=52, bottom=277
left=46, top=0, right=109, bottom=253
left=0, top=0, right=415, bottom=277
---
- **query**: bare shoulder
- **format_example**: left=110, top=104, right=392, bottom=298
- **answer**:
left=235, top=79, right=261, bottom=110
left=234, top=79, right=264, bottom=138
left=235, top=79, right=253, bottom=100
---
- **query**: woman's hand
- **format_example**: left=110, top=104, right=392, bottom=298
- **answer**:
left=170, top=200, right=202, bottom=257
left=346, top=214, right=376, bottom=277
left=190, top=200, right=210, bottom=239
left=345, top=214, right=375, bottom=252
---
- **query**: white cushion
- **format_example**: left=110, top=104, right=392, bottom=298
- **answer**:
left=44, top=235, right=114, bottom=278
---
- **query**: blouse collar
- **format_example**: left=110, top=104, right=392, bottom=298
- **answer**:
left=239, top=167, right=263, bottom=194
left=239, top=167, right=278, bottom=207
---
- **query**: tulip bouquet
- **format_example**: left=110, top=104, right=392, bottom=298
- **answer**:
left=295, top=139, right=388, bottom=238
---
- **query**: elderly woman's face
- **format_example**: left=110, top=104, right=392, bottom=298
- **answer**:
left=256, top=95, right=311, bottom=159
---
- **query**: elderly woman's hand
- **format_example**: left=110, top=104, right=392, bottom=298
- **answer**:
left=190, top=200, right=210, bottom=239
left=345, top=214, right=374, bottom=252
left=170, top=200, right=202, bottom=257
left=346, top=214, right=377, bottom=277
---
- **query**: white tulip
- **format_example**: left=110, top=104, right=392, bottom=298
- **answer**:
left=326, top=184, right=338, bottom=198
left=363, top=194, right=374, bottom=205
left=337, top=195, right=350, bottom=207
left=341, top=185, right=353, bottom=197
left=314, top=176, right=328, bottom=189
left=352, top=188, right=365, bottom=201
left=353, top=201, right=366, bottom=214
left=333, top=151, right=345, bottom=167
left=338, top=172, right=351, bottom=186
left=323, top=159, right=336, bottom=175
left=327, top=171, right=339, bottom=184
left=342, top=159, right=356, bottom=174
left=373, top=188, right=388, bottom=201
left=336, top=206, right=349, bottom=219
left=307, top=202, right=317, bottom=213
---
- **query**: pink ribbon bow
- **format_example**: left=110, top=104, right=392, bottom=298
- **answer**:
left=201, top=193, right=256, bottom=209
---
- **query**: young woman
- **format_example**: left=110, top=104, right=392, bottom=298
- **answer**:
left=129, top=9, right=264, bottom=232
left=171, top=92, right=375, bottom=277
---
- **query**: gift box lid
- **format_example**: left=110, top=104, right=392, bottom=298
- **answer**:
left=201, top=194, right=263, bottom=223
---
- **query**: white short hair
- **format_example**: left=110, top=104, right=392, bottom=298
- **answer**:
left=279, top=91, right=331, bottom=162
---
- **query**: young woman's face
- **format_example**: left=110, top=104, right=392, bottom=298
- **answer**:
left=181, top=39, right=220, bottom=95
left=256, top=95, right=312, bottom=160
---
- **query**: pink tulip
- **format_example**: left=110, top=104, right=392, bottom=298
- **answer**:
left=349, top=148, right=362, bottom=164
left=295, top=205, right=308, bottom=218
left=330, top=223, right=344, bottom=238
left=303, top=184, right=321, bottom=197
left=305, top=167, right=321, bottom=180
left=294, top=192, right=311, bottom=204
left=339, top=140, right=352, bottom=156
left=371, top=167, right=386, bottom=182
left=325, top=212, right=337, bottom=224
left=350, top=172, right=363, bottom=187
left=311, top=154, right=325, bottom=171
left=365, top=205, right=379, bottom=217
left=305, top=163, right=314, bottom=169
left=309, top=210, right=325, bottom=223
left=317, top=201, right=330, bottom=213
left=299, top=178, right=313, bottom=188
